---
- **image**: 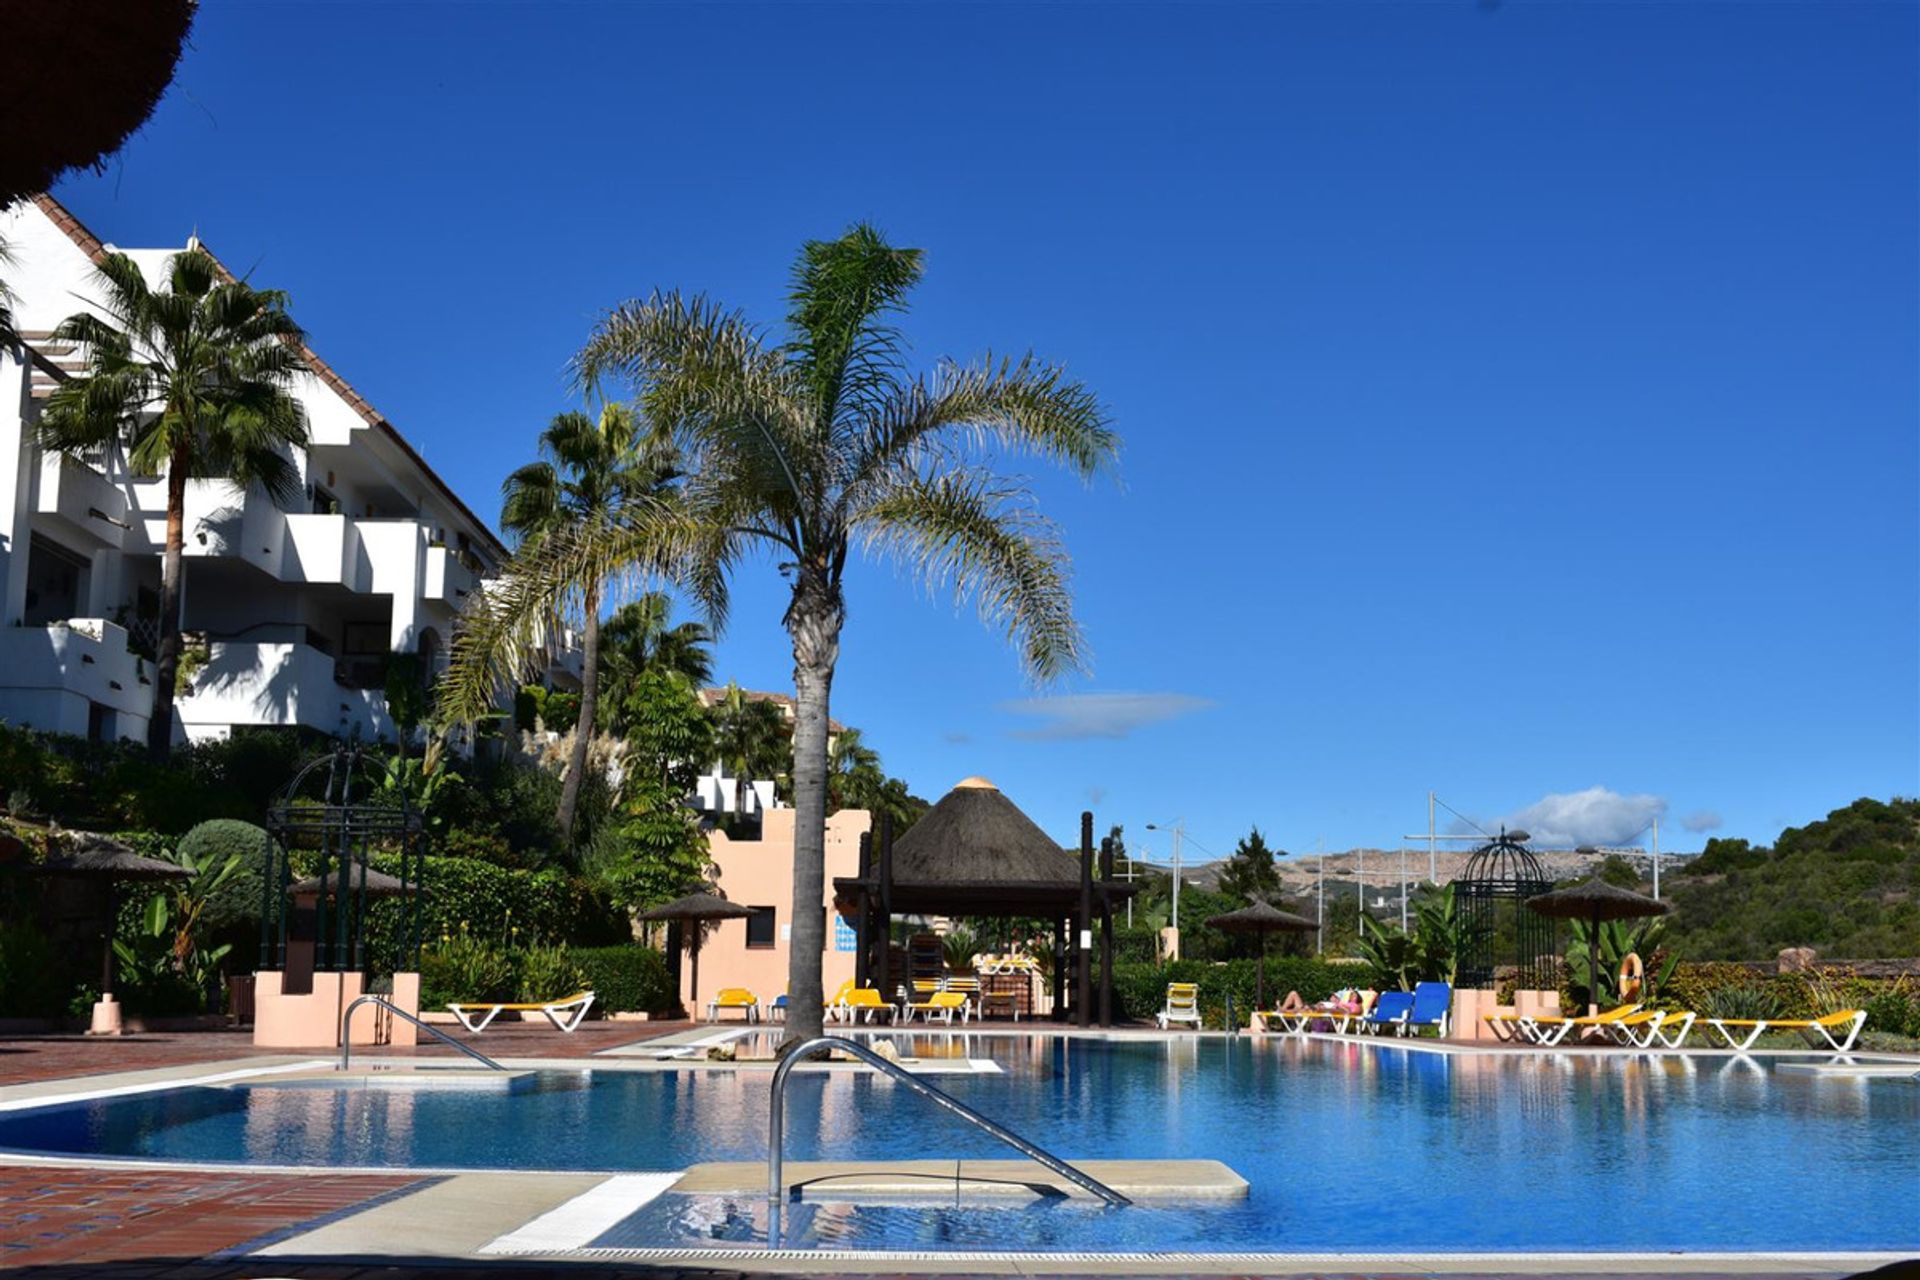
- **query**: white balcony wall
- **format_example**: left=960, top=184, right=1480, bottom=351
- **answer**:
left=34, top=454, right=129, bottom=550
left=177, top=640, right=392, bottom=743
left=0, top=619, right=151, bottom=739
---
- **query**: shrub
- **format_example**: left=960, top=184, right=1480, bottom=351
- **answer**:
left=418, top=930, right=514, bottom=1007
left=514, top=945, right=587, bottom=1003
left=574, top=944, right=674, bottom=1015
left=0, top=920, right=72, bottom=1018
left=364, top=853, right=628, bottom=958
left=1863, top=987, right=1920, bottom=1039
left=178, top=819, right=273, bottom=936
left=1113, top=926, right=1162, bottom=965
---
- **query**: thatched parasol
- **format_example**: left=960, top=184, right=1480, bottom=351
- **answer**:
left=0, top=0, right=197, bottom=205
left=31, top=832, right=192, bottom=997
left=287, top=867, right=411, bottom=898
left=1206, top=898, right=1317, bottom=1009
left=1526, top=879, right=1668, bottom=1014
left=639, top=891, right=754, bottom=1016
left=891, top=777, right=1076, bottom=885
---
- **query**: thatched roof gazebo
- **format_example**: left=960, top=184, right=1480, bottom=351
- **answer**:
left=26, top=832, right=192, bottom=1005
left=833, top=777, right=1136, bottom=1027
left=0, top=1, right=196, bottom=206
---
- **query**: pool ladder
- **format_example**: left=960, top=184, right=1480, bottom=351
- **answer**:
left=765, top=1035, right=1129, bottom=1246
left=338, top=995, right=506, bottom=1072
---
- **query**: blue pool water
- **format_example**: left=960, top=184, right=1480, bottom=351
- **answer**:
left=2, top=1035, right=1915, bottom=1252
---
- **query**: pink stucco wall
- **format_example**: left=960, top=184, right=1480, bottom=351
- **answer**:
left=679, top=807, right=871, bottom=1014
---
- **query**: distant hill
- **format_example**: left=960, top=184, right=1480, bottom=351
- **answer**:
left=1663, top=797, right=1920, bottom=960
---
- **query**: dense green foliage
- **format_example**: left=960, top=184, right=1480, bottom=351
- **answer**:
left=177, top=819, right=271, bottom=943
left=1, top=723, right=322, bottom=834
left=1356, top=884, right=1464, bottom=990
left=573, top=944, right=676, bottom=1015
left=1666, top=797, right=1920, bottom=958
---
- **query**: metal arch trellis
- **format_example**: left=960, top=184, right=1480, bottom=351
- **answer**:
left=1453, top=826, right=1555, bottom=990
left=257, top=745, right=426, bottom=976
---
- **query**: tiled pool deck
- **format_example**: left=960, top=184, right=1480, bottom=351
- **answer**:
left=0, top=1025, right=1910, bottom=1280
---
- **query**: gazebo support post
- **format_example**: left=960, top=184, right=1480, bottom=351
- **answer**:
left=1076, top=812, right=1092, bottom=1029
left=877, top=814, right=894, bottom=1001
left=1099, top=836, right=1114, bottom=1027
left=853, top=832, right=872, bottom=989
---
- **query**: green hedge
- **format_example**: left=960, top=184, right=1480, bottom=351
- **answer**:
left=574, top=945, right=675, bottom=1015
left=365, top=853, right=628, bottom=957
left=1112, top=958, right=1373, bottom=1027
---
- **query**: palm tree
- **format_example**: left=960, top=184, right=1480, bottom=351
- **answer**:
left=499, top=403, right=677, bottom=838
left=444, top=224, right=1116, bottom=1039
left=38, top=248, right=307, bottom=761
left=707, top=681, right=792, bottom=808
left=601, top=592, right=712, bottom=687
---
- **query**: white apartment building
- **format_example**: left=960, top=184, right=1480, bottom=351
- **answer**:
left=0, top=195, right=574, bottom=745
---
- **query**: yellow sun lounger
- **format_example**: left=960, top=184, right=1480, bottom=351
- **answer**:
left=706, top=987, right=759, bottom=1023
left=1518, top=1003, right=1641, bottom=1046
left=1482, top=1012, right=1529, bottom=1042
left=447, top=990, right=595, bottom=1033
left=1156, top=982, right=1202, bottom=1030
left=1705, top=1009, right=1867, bottom=1052
left=835, top=986, right=899, bottom=1024
left=903, top=990, right=970, bottom=1024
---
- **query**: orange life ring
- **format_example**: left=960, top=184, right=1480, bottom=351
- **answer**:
left=1618, top=952, right=1645, bottom=1002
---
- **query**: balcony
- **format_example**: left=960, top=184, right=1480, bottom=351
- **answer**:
left=0, top=619, right=152, bottom=736
left=35, top=454, right=130, bottom=549
left=175, top=638, right=394, bottom=742
left=424, top=543, right=478, bottom=606
left=277, top=513, right=362, bottom=589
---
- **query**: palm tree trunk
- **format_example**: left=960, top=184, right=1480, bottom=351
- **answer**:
left=555, top=581, right=602, bottom=839
left=783, top=574, right=843, bottom=1044
left=146, top=450, right=189, bottom=762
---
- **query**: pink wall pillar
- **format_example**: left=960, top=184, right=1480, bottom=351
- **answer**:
left=252, top=970, right=420, bottom=1048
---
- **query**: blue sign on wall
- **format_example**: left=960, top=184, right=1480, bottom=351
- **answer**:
left=833, top=917, right=858, bottom=952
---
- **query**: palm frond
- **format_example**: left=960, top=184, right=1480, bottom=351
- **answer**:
left=847, top=354, right=1118, bottom=513
left=785, top=224, right=923, bottom=431
left=436, top=494, right=724, bottom=726
left=857, top=468, right=1086, bottom=683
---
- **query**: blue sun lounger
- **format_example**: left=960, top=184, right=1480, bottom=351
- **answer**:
left=1358, top=990, right=1415, bottom=1034
left=1404, top=982, right=1453, bottom=1037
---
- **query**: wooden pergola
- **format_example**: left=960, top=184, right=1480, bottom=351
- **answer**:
left=833, top=777, right=1138, bottom=1027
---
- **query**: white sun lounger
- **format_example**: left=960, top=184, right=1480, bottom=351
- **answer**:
left=448, top=990, right=595, bottom=1033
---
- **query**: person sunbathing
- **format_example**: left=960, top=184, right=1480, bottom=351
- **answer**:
left=1277, top=991, right=1308, bottom=1014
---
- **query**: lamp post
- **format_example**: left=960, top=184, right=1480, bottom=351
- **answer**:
left=1146, top=820, right=1186, bottom=937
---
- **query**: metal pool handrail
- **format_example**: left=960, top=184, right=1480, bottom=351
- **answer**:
left=766, top=1035, right=1129, bottom=1245
left=339, top=994, right=505, bottom=1072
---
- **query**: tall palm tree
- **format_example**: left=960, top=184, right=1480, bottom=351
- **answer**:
left=444, top=224, right=1117, bottom=1039
left=499, top=403, right=677, bottom=838
left=38, top=248, right=307, bottom=761
left=598, top=592, right=712, bottom=737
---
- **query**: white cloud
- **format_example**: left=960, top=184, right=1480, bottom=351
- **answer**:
left=1681, top=810, right=1722, bottom=834
left=1001, top=692, right=1213, bottom=741
left=1501, top=786, right=1668, bottom=848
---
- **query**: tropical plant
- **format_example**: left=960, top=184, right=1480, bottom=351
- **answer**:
left=38, top=247, right=309, bottom=761
left=513, top=944, right=587, bottom=1003
left=941, top=927, right=977, bottom=973
left=442, top=224, right=1116, bottom=1039
left=499, top=403, right=680, bottom=838
left=1701, top=983, right=1781, bottom=1023
left=1564, top=915, right=1679, bottom=1007
left=1357, top=884, right=1464, bottom=990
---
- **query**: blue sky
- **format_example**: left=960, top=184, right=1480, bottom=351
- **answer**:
left=49, top=2, right=1918, bottom=862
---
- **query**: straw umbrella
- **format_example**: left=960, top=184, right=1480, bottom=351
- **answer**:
left=1525, top=879, right=1669, bottom=1014
left=638, top=891, right=754, bottom=1018
left=287, top=868, right=412, bottom=898
left=1205, top=898, right=1317, bottom=1010
left=32, top=833, right=192, bottom=1000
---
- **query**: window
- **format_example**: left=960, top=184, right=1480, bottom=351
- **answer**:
left=746, top=907, right=776, bottom=949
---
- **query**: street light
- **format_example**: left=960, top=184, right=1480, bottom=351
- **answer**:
left=1145, top=820, right=1186, bottom=936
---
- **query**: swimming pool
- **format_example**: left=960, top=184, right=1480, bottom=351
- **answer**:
left=3, top=1035, right=1915, bottom=1252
